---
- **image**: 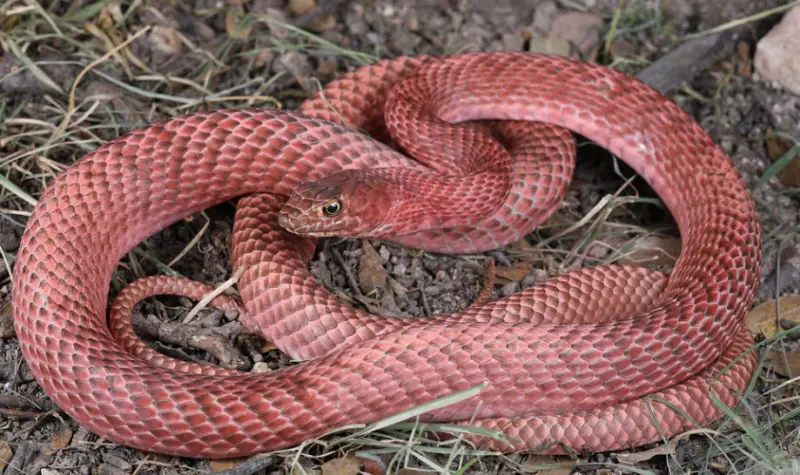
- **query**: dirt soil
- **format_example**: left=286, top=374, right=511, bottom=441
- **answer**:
left=1, top=1, right=799, bottom=474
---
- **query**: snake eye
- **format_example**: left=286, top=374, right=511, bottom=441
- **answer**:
left=322, top=199, right=343, bottom=217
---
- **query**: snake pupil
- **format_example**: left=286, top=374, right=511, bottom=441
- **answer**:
left=323, top=199, right=342, bottom=217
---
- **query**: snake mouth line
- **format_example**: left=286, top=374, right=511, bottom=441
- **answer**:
left=276, top=212, right=310, bottom=234
left=277, top=212, right=294, bottom=230
left=277, top=213, right=340, bottom=237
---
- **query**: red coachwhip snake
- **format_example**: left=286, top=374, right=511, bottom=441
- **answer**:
left=11, top=52, right=761, bottom=459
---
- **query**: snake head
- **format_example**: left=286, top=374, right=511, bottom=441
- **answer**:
left=278, top=171, right=394, bottom=238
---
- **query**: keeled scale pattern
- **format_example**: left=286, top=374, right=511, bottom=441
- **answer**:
left=12, top=52, right=760, bottom=458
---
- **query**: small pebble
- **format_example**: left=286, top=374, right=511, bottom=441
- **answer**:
left=288, top=0, right=316, bottom=15
left=499, top=282, right=520, bottom=297
left=252, top=362, right=271, bottom=373
left=103, top=453, right=133, bottom=472
left=755, top=6, right=800, bottom=95
left=531, top=0, right=558, bottom=36
left=549, top=11, right=604, bottom=55
left=96, top=463, right=129, bottom=475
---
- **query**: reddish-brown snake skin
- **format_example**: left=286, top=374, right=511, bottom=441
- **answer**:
left=12, top=52, right=761, bottom=458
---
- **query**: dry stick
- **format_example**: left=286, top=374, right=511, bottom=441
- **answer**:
left=0, top=395, right=56, bottom=412
left=133, top=313, right=248, bottom=369
left=635, top=30, right=737, bottom=95
left=332, top=248, right=364, bottom=298
left=411, top=255, right=432, bottom=317
left=215, top=455, right=278, bottom=475
left=183, top=266, right=246, bottom=324
left=6, top=441, right=37, bottom=474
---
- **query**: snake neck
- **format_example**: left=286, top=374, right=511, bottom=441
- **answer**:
left=278, top=166, right=514, bottom=239
left=379, top=168, right=513, bottom=237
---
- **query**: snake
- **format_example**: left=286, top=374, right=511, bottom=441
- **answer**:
left=11, top=52, right=762, bottom=459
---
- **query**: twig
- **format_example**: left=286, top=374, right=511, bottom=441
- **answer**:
left=332, top=248, right=364, bottom=297
left=133, top=313, right=249, bottom=369
left=215, top=455, right=278, bottom=475
left=411, top=255, right=432, bottom=317
left=680, top=1, right=800, bottom=41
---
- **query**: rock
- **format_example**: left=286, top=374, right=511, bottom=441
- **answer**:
left=273, top=51, right=314, bottom=80
left=531, top=0, right=559, bottom=36
left=344, top=4, right=369, bottom=37
left=252, top=0, right=284, bottom=11
left=148, top=25, right=183, bottom=55
left=464, top=0, right=537, bottom=30
left=102, top=454, right=133, bottom=472
left=0, top=52, right=75, bottom=94
left=96, top=464, right=129, bottom=475
left=306, top=13, right=336, bottom=33
left=661, top=0, right=695, bottom=27
left=755, top=6, right=800, bottom=96
left=257, top=7, right=291, bottom=38
left=358, top=241, right=388, bottom=296
left=288, top=0, right=315, bottom=15
left=549, top=11, right=604, bottom=55
left=528, top=37, right=575, bottom=57
left=502, top=32, right=525, bottom=51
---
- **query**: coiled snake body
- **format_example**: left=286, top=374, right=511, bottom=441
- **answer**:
left=12, top=52, right=761, bottom=458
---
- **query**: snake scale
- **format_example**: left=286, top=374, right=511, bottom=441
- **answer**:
left=11, top=52, right=761, bottom=459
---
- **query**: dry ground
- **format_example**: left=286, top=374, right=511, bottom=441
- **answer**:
left=0, top=1, right=799, bottom=474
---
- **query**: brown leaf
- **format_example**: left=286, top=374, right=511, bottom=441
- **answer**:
left=307, top=14, right=337, bottom=33
left=83, top=22, right=133, bottom=79
left=358, top=241, right=388, bottom=295
left=291, top=464, right=320, bottom=475
left=764, top=351, right=800, bottom=379
left=508, top=237, right=535, bottom=251
left=317, top=58, right=338, bottom=81
left=261, top=341, right=277, bottom=352
left=765, top=129, right=800, bottom=187
left=210, top=457, right=249, bottom=472
left=527, top=37, right=574, bottom=57
left=321, top=452, right=361, bottom=475
left=0, top=441, right=12, bottom=473
left=289, top=0, right=317, bottom=15
left=549, top=11, right=604, bottom=55
left=149, top=25, right=183, bottom=55
left=225, top=7, right=252, bottom=40
left=0, top=300, right=14, bottom=338
left=495, top=263, right=532, bottom=283
left=254, top=49, right=273, bottom=69
left=96, top=6, right=114, bottom=29
left=359, top=455, right=386, bottom=475
left=45, top=424, right=73, bottom=455
left=616, top=236, right=682, bottom=266
left=614, top=433, right=684, bottom=464
left=736, top=41, right=752, bottom=76
left=523, top=455, right=579, bottom=474
left=745, top=296, right=800, bottom=377
left=609, top=39, right=637, bottom=59
left=746, top=296, right=800, bottom=337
